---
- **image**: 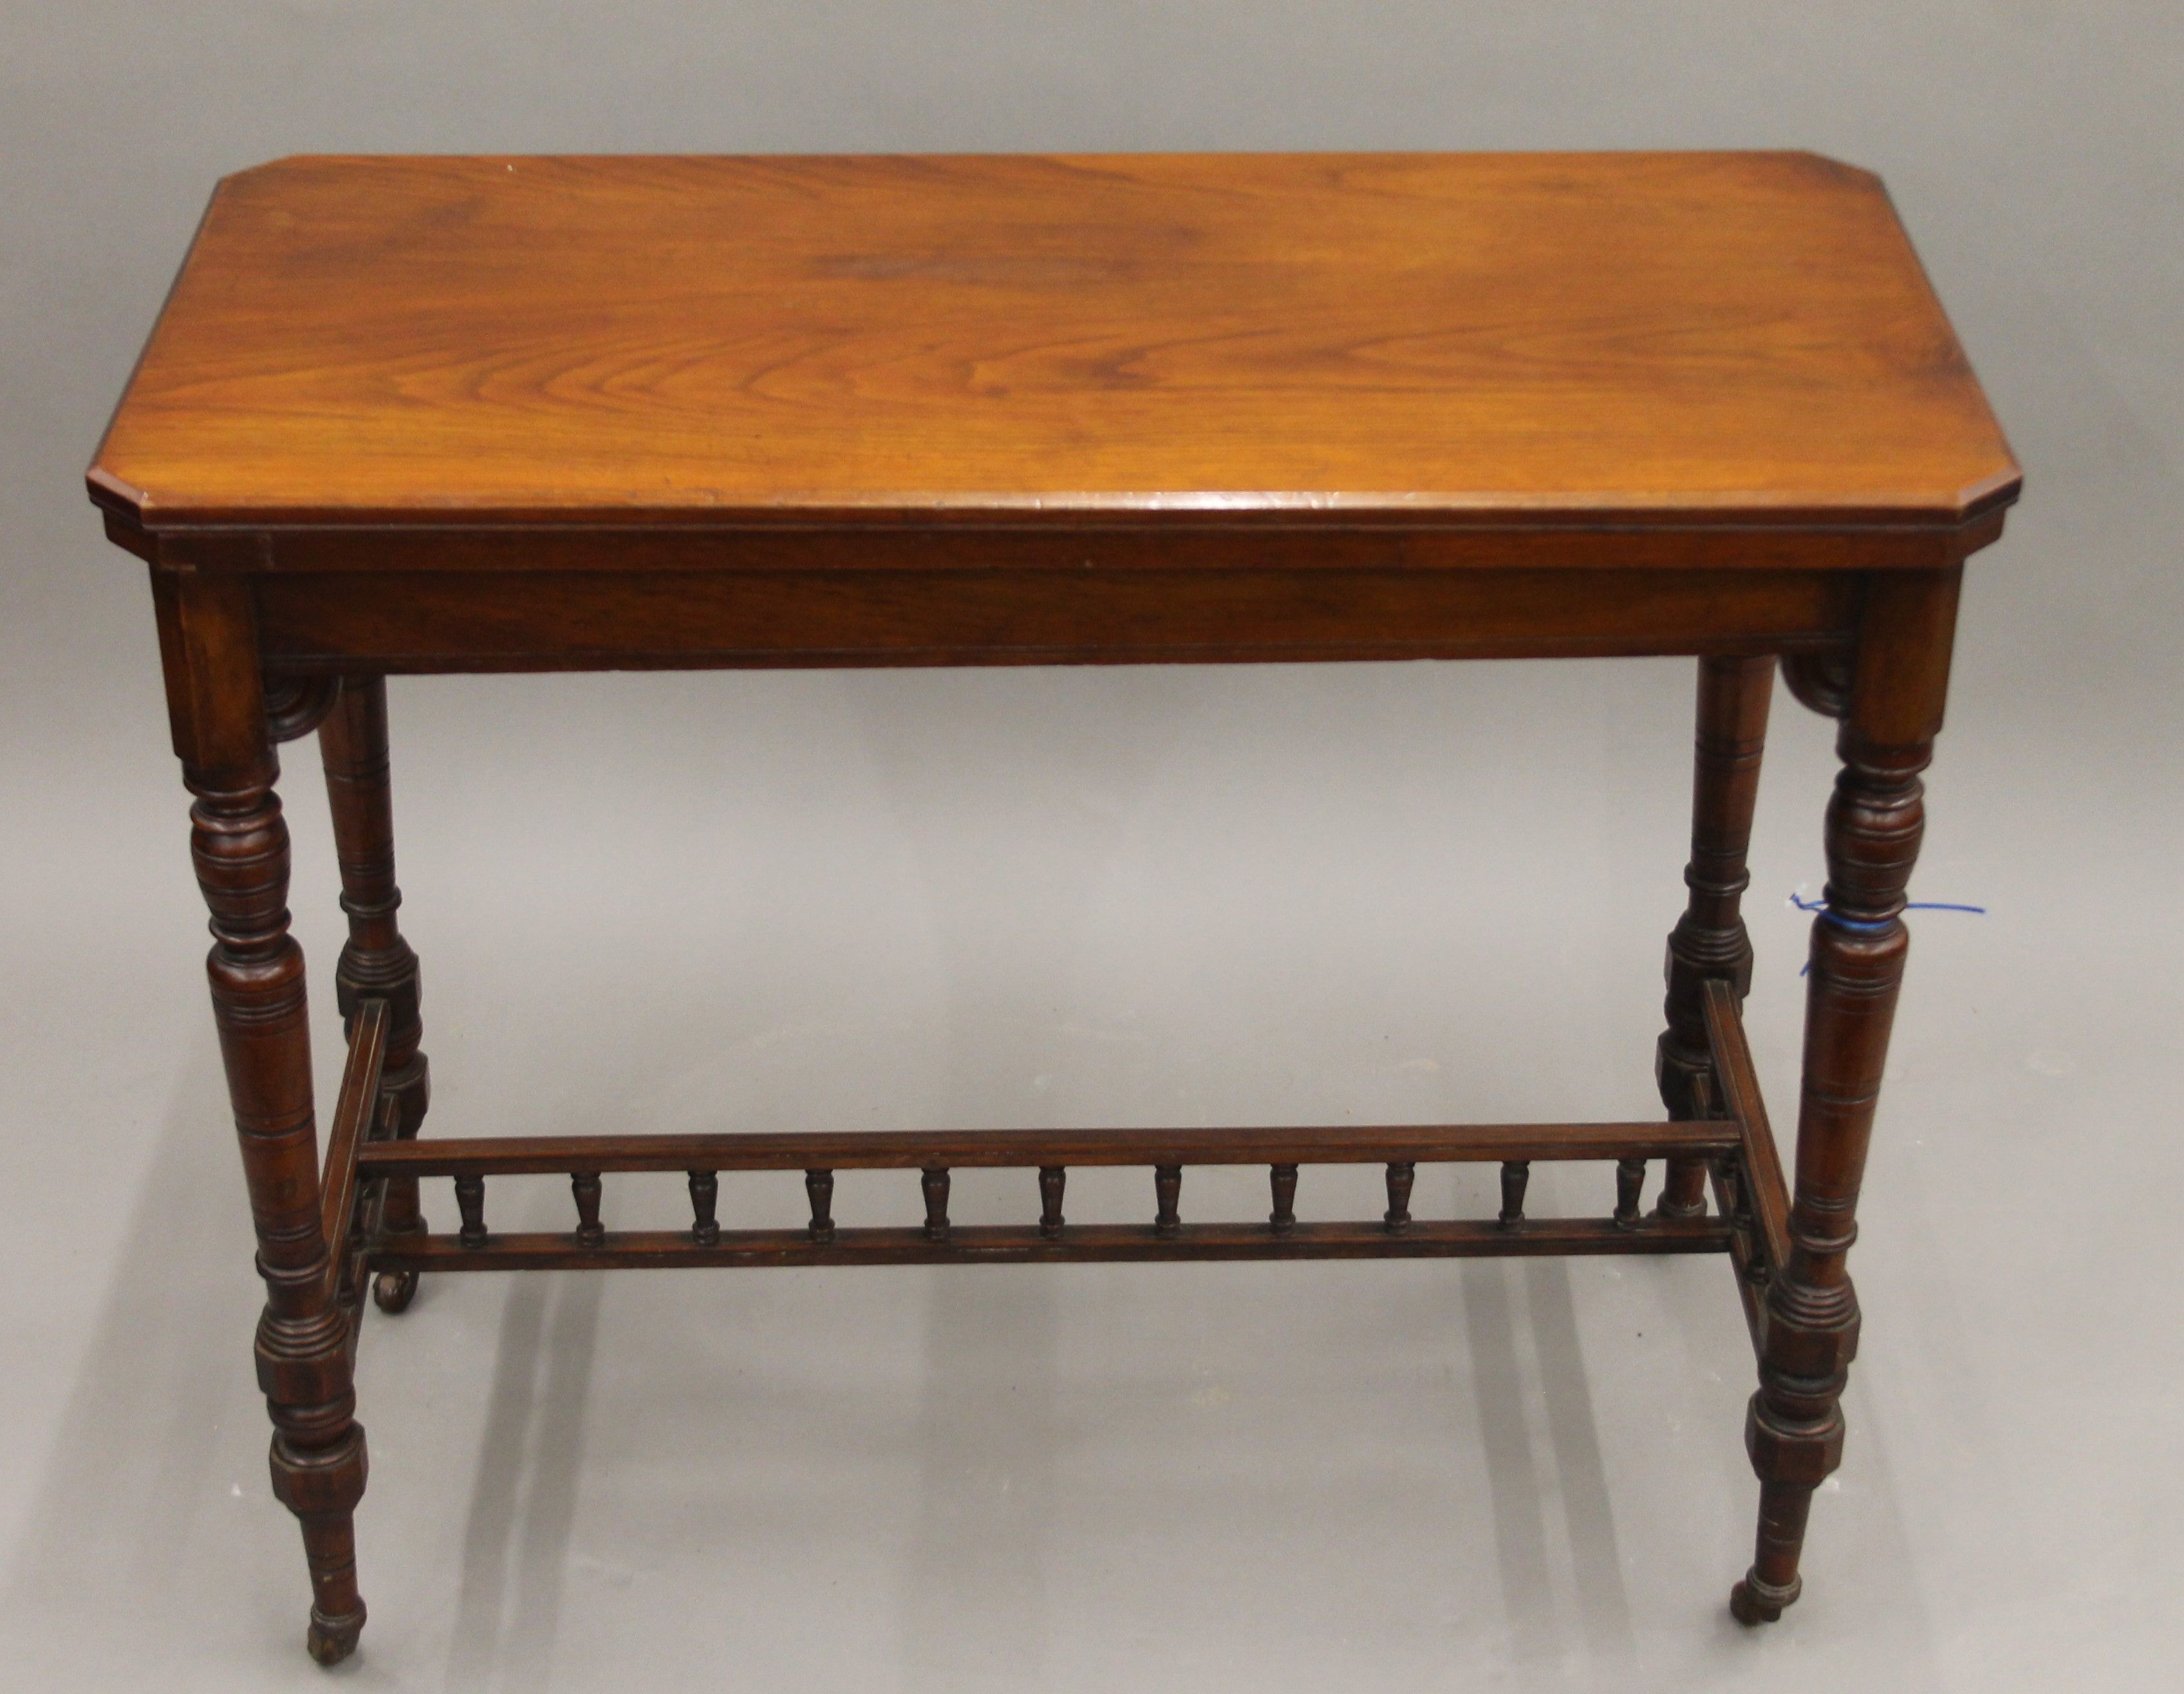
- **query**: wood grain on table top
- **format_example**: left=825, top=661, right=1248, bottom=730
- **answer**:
left=89, top=151, right=2019, bottom=536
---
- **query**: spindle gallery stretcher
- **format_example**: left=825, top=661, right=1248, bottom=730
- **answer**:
left=89, top=152, right=2021, bottom=1665
left=326, top=984, right=1773, bottom=1270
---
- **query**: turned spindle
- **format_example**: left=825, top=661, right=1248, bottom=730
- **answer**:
left=805, top=1169, right=835, bottom=1243
left=922, top=1166, right=951, bottom=1241
left=1499, top=1160, right=1530, bottom=1226
left=1614, top=1158, right=1647, bottom=1227
left=1153, top=1164, right=1182, bottom=1234
left=688, top=1170, right=720, bottom=1246
left=571, top=1171, right=604, bottom=1247
left=455, top=1174, right=487, bottom=1247
left=1269, top=1163, right=1298, bottom=1234
left=1384, top=1161, right=1415, bottom=1233
left=1038, top=1166, right=1066, bottom=1237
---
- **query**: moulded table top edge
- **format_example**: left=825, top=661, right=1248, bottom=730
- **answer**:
left=87, top=473, right=2024, bottom=540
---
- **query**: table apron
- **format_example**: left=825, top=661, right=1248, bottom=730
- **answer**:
left=251, top=565, right=1863, bottom=672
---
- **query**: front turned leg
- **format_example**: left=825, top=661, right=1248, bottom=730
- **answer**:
left=1734, top=572, right=1956, bottom=1624
left=189, top=757, right=368, bottom=1658
left=163, top=573, right=369, bottom=1664
left=1656, top=655, right=1773, bottom=1218
left=317, top=676, right=431, bottom=1314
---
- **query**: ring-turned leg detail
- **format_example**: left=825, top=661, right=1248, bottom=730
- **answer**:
left=167, top=573, right=370, bottom=1663
left=1657, top=655, right=1774, bottom=1219
left=1735, top=571, right=1957, bottom=1624
left=317, top=675, right=431, bottom=1315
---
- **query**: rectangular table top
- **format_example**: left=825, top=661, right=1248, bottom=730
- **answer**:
left=89, top=151, right=2018, bottom=543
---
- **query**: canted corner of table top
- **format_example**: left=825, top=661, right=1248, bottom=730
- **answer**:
left=88, top=149, right=2019, bottom=555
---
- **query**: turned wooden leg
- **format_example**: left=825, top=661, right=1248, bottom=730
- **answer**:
left=1734, top=573, right=1958, bottom=1623
left=317, top=676, right=431, bottom=1315
left=161, top=575, right=369, bottom=1664
left=1656, top=655, right=1774, bottom=1219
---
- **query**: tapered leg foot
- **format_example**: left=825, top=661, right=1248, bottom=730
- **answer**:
left=1731, top=1478, right=1808, bottom=1622
left=272, top=1417, right=369, bottom=1667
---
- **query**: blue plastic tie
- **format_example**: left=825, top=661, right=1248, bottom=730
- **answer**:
left=1788, top=891, right=1986, bottom=973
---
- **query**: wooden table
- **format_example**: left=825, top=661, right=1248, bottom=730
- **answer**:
left=90, top=152, right=2019, bottom=1664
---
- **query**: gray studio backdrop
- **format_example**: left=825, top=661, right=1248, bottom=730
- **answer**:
left=3, top=5, right=2178, bottom=1691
